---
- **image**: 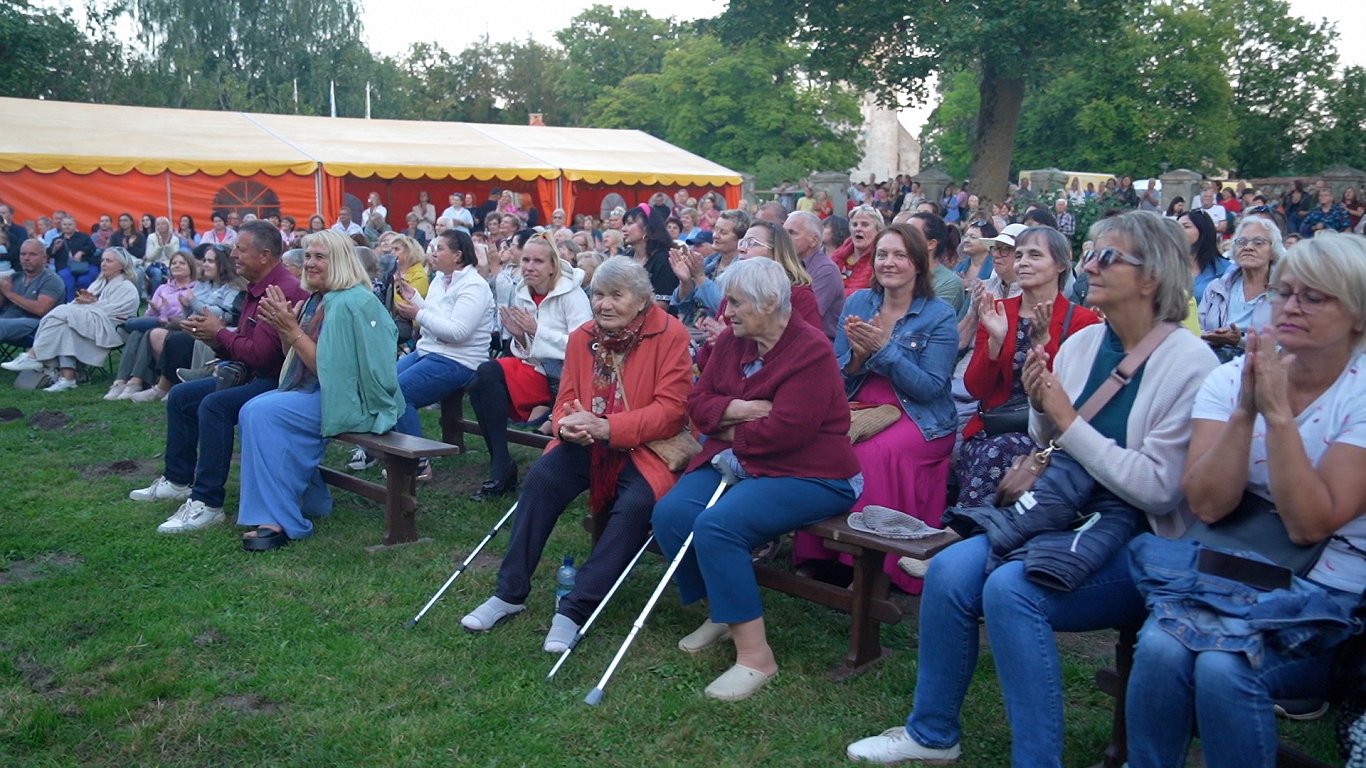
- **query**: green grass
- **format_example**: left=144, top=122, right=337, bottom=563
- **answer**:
left=0, top=377, right=1341, bottom=767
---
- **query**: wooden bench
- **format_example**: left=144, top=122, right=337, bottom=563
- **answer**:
left=1092, top=626, right=1336, bottom=768
left=439, top=389, right=552, bottom=453
left=319, top=431, right=462, bottom=550
left=754, top=515, right=960, bottom=680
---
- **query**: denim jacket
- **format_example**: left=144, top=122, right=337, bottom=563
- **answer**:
left=837, top=289, right=958, bottom=441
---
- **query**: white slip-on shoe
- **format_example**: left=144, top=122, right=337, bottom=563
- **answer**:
left=156, top=499, right=224, bottom=534
left=128, top=385, right=168, bottom=402
left=678, top=619, right=731, bottom=653
left=129, top=476, right=192, bottom=503
left=103, top=380, right=128, bottom=400
left=543, top=613, right=581, bottom=653
left=846, top=726, right=961, bottom=764
left=460, top=596, right=525, bottom=632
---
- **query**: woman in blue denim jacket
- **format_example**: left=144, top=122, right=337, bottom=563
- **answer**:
left=792, top=223, right=957, bottom=594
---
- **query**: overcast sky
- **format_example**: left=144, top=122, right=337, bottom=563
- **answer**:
left=359, top=0, right=1364, bottom=134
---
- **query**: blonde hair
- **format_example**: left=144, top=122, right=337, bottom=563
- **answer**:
left=1273, top=232, right=1366, bottom=346
left=300, top=229, right=369, bottom=292
left=392, top=235, right=425, bottom=271
left=520, top=233, right=564, bottom=286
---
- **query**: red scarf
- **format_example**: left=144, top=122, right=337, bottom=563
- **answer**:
left=585, top=310, right=649, bottom=516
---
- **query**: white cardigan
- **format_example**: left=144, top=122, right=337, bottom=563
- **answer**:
left=1030, top=322, right=1219, bottom=537
left=411, top=265, right=495, bottom=371
left=508, top=264, right=592, bottom=374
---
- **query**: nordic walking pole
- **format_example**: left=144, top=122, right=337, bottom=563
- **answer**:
left=547, top=534, right=654, bottom=680
left=406, top=501, right=519, bottom=629
left=584, top=478, right=729, bottom=705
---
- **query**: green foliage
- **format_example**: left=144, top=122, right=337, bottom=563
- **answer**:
left=918, top=71, right=980, bottom=181
left=396, top=37, right=567, bottom=125
left=554, top=5, right=677, bottom=127
left=1301, top=66, right=1366, bottom=172
left=0, top=0, right=130, bottom=102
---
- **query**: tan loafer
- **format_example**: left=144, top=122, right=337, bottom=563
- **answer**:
left=704, top=664, right=776, bottom=701
left=678, top=619, right=731, bottom=653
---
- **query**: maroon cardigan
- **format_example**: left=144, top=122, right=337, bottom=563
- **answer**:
left=687, top=314, right=860, bottom=479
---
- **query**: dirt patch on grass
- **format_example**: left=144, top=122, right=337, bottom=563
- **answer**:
left=26, top=410, right=69, bottom=430
left=0, top=551, right=82, bottom=585
left=83, top=458, right=149, bottom=479
left=215, top=693, right=279, bottom=716
left=0, top=407, right=22, bottom=422
left=14, top=653, right=58, bottom=694
left=192, top=629, right=225, bottom=647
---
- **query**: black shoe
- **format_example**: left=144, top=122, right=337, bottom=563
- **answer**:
left=469, top=467, right=517, bottom=502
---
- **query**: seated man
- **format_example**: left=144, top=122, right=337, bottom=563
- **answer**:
left=0, top=239, right=64, bottom=345
left=128, top=220, right=308, bottom=533
left=47, top=216, right=97, bottom=301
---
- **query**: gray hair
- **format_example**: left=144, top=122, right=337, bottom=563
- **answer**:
left=1014, top=226, right=1073, bottom=290
left=591, top=255, right=654, bottom=304
left=101, top=246, right=139, bottom=283
left=718, top=257, right=792, bottom=317
left=718, top=208, right=752, bottom=237
left=1232, top=216, right=1286, bottom=264
left=1087, top=210, right=1191, bottom=324
left=1273, top=232, right=1366, bottom=347
left=786, top=210, right=823, bottom=238
left=281, top=248, right=305, bottom=271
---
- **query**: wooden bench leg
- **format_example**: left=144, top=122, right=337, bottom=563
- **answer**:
left=832, top=548, right=893, bottom=681
left=380, top=455, right=419, bottom=546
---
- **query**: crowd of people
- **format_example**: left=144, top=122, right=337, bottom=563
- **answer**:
left=1, top=171, right=1365, bottom=766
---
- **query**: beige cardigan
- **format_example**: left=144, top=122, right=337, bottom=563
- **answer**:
left=1030, top=323, right=1219, bottom=538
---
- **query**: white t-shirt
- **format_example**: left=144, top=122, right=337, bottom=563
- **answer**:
left=1191, top=354, right=1366, bottom=593
left=1196, top=202, right=1228, bottom=229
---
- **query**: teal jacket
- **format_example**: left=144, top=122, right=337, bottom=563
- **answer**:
left=308, top=284, right=404, bottom=437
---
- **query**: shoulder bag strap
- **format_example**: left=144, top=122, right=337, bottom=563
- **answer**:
left=1076, top=322, right=1179, bottom=422
left=1058, top=302, right=1076, bottom=347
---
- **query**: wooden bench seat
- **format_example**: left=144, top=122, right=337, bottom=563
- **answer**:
left=755, top=515, right=960, bottom=680
left=320, top=431, right=461, bottom=549
left=440, top=389, right=552, bottom=453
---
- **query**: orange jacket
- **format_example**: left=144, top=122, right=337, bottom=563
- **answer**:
left=549, top=304, right=694, bottom=501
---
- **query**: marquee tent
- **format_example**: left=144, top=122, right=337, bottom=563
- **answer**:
left=0, top=97, right=742, bottom=235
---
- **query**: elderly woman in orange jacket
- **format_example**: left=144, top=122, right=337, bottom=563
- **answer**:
left=462, top=256, right=694, bottom=654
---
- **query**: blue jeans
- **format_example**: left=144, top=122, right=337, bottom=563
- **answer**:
left=237, top=387, right=332, bottom=539
left=394, top=351, right=477, bottom=438
left=0, top=317, right=38, bottom=345
left=58, top=267, right=96, bottom=302
left=1126, top=619, right=1335, bottom=768
left=164, top=375, right=277, bottom=508
left=906, top=534, right=1146, bottom=767
left=652, top=466, right=858, bottom=624
left=145, top=263, right=166, bottom=294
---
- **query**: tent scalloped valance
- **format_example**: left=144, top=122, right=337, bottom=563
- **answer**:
left=0, top=155, right=318, bottom=177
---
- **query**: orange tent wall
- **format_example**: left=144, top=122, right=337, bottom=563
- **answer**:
left=0, top=167, right=335, bottom=236
left=339, top=177, right=551, bottom=230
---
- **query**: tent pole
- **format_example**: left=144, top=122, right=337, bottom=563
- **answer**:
left=165, top=172, right=173, bottom=220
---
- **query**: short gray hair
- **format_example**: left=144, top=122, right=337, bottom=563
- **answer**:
left=1274, top=232, right=1366, bottom=347
left=718, top=257, right=791, bottom=317
left=786, top=210, right=822, bottom=238
left=718, top=208, right=752, bottom=237
left=281, top=248, right=305, bottom=271
left=1087, top=210, right=1191, bottom=324
left=101, top=246, right=139, bottom=283
left=1232, top=216, right=1286, bottom=264
left=1014, top=226, right=1073, bottom=290
left=591, top=255, right=654, bottom=304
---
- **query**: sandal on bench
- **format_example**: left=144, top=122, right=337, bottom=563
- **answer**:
left=242, top=526, right=290, bottom=552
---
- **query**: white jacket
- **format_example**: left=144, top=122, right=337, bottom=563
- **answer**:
left=412, top=265, right=495, bottom=371
left=509, top=262, right=592, bottom=375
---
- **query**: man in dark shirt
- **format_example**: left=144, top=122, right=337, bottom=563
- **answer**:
left=129, top=220, right=309, bottom=534
left=0, top=239, right=64, bottom=344
left=474, top=188, right=501, bottom=233
left=0, top=204, right=29, bottom=249
left=48, top=216, right=98, bottom=301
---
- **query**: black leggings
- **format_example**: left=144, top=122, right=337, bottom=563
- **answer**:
left=468, top=359, right=514, bottom=481
left=157, top=330, right=196, bottom=381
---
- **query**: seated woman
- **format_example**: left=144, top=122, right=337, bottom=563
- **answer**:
left=847, top=211, right=1218, bottom=766
left=1197, top=216, right=1280, bottom=361
left=1126, top=232, right=1366, bottom=768
left=1179, top=209, right=1230, bottom=305
left=792, top=223, right=959, bottom=594
left=956, top=227, right=1101, bottom=507
left=122, top=244, right=245, bottom=399
left=235, top=229, right=403, bottom=551
left=461, top=257, right=692, bottom=651
left=371, top=229, right=494, bottom=480
left=106, top=249, right=198, bottom=400
left=832, top=205, right=885, bottom=296
left=3, top=247, right=140, bottom=392
left=142, top=216, right=184, bottom=294
left=467, top=233, right=592, bottom=500
left=652, top=258, right=861, bottom=701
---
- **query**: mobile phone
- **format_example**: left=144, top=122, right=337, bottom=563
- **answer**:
left=672, top=239, right=687, bottom=250
left=1195, top=548, right=1291, bottom=591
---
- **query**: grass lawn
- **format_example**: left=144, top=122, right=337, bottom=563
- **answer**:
left=0, top=375, right=1342, bottom=767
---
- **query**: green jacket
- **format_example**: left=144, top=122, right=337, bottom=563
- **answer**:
left=310, top=284, right=404, bottom=437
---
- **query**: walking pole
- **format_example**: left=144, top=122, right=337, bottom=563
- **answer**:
left=406, top=501, right=518, bottom=629
left=584, top=478, right=729, bottom=705
left=547, top=534, right=653, bottom=680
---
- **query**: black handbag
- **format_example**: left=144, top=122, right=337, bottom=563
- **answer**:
left=1181, top=491, right=1329, bottom=577
left=977, top=303, right=1076, bottom=437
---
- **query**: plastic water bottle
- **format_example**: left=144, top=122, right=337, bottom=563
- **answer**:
left=555, top=556, right=577, bottom=608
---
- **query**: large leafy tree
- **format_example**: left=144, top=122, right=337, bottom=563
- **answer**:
left=553, top=5, right=678, bottom=126
left=722, top=0, right=1124, bottom=202
left=1, top=0, right=133, bottom=102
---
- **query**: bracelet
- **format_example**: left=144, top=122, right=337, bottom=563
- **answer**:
left=288, top=332, right=304, bottom=345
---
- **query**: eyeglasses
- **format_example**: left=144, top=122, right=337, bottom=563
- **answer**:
left=1268, top=284, right=1336, bottom=312
left=1082, top=247, right=1144, bottom=269
left=1233, top=237, right=1271, bottom=248
left=737, top=236, right=772, bottom=249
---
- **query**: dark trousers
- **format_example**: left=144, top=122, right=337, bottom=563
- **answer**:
left=495, top=443, right=655, bottom=625
left=468, top=359, right=514, bottom=481
left=164, top=375, right=277, bottom=508
left=157, top=330, right=196, bottom=380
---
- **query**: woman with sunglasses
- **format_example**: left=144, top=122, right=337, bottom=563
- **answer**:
left=1198, top=217, right=1281, bottom=361
left=1126, top=231, right=1366, bottom=768
left=849, top=211, right=1219, bottom=766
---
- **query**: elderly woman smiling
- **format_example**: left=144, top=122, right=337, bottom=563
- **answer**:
left=234, top=229, right=403, bottom=551
left=652, top=258, right=861, bottom=702
left=462, top=257, right=693, bottom=653
left=1198, top=216, right=1281, bottom=357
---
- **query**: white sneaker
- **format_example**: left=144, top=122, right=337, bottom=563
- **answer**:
left=1, top=354, right=42, bottom=372
left=129, top=476, right=192, bottom=502
left=128, top=385, right=168, bottom=402
left=346, top=447, right=378, bottom=471
left=846, top=727, right=961, bottom=764
left=156, top=499, right=225, bottom=534
left=43, top=377, right=77, bottom=392
left=116, top=382, right=142, bottom=400
left=103, top=380, right=128, bottom=400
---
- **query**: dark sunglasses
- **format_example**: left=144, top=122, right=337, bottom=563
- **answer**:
left=1083, top=247, right=1144, bottom=269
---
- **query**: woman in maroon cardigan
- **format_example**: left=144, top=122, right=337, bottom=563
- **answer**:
left=652, top=258, right=861, bottom=703
left=956, top=227, right=1100, bottom=506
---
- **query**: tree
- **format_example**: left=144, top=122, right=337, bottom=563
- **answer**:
left=723, top=0, right=1124, bottom=202
left=918, top=72, right=979, bottom=182
left=554, top=5, right=678, bottom=126
left=1301, top=66, right=1366, bottom=173
left=1, top=0, right=133, bottom=103
left=588, top=35, right=861, bottom=187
